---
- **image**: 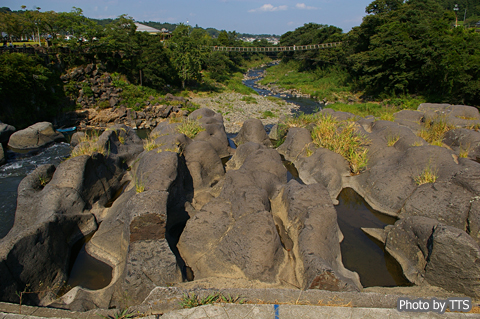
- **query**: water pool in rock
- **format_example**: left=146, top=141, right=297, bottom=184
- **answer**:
left=336, top=188, right=410, bottom=287
left=64, top=234, right=112, bottom=291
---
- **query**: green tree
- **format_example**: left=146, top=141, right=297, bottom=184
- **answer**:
left=0, top=53, right=64, bottom=127
left=279, top=23, right=345, bottom=70
left=347, top=0, right=480, bottom=104
left=169, top=24, right=203, bottom=89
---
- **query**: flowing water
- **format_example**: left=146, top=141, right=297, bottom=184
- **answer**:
left=0, top=143, right=72, bottom=239
left=243, top=66, right=322, bottom=115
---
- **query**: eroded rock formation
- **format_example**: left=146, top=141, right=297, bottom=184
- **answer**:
left=2, top=103, right=480, bottom=312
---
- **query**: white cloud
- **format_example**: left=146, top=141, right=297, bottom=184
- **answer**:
left=249, top=4, right=288, bottom=13
left=296, top=3, right=319, bottom=10
left=94, top=6, right=98, bottom=11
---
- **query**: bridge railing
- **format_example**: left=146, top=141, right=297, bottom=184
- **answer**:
left=211, top=42, right=342, bottom=52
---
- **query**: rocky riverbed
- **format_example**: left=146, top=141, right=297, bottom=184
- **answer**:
left=189, top=92, right=298, bottom=134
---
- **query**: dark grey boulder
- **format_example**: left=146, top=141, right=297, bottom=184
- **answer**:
left=370, top=120, right=426, bottom=152
left=70, top=131, right=85, bottom=147
left=294, top=147, right=350, bottom=203
left=0, top=122, right=15, bottom=144
left=347, top=145, right=460, bottom=217
left=399, top=182, right=470, bottom=231
left=56, top=147, right=187, bottom=311
left=279, top=180, right=362, bottom=291
left=447, top=105, right=480, bottom=127
left=8, top=122, right=65, bottom=150
left=0, top=153, right=122, bottom=306
left=425, top=224, right=480, bottom=298
left=184, top=140, right=225, bottom=191
left=268, top=123, right=280, bottom=140
left=119, top=190, right=182, bottom=305
left=418, top=103, right=480, bottom=128
left=383, top=217, right=439, bottom=285
left=134, top=150, right=179, bottom=192
left=417, top=103, right=451, bottom=122
left=178, top=142, right=360, bottom=292
left=226, top=142, right=265, bottom=171
left=381, top=216, right=480, bottom=298
left=150, top=120, right=180, bottom=137
left=232, top=118, right=272, bottom=148
left=393, top=110, right=424, bottom=133
left=277, top=127, right=313, bottom=162
left=189, top=108, right=231, bottom=158
left=0, top=125, right=145, bottom=309
left=178, top=144, right=287, bottom=284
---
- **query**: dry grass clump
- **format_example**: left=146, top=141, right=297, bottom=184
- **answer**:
left=387, top=134, right=400, bottom=147
left=311, top=114, right=369, bottom=174
left=411, top=140, right=423, bottom=147
left=414, top=162, right=438, bottom=185
left=417, top=117, right=455, bottom=146
left=459, top=144, right=470, bottom=158
left=70, top=132, right=106, bottom=158
left=143, top=133, right=162, bottom=151
left=176, top=118, right=205, bottom=139
left=284, top=113, right=319, bottom=128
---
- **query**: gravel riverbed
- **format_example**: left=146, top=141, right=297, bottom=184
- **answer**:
left=190, top=92, right=299, bottom=134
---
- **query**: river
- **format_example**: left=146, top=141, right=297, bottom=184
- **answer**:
left=243, top=65, right=323, bottom=115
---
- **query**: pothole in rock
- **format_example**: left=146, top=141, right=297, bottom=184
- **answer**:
left=60, top=233, right=112, bottom=295
left=280, top=156, right=304, bottom=184
left=105, top=181, right=130, bottom=208
left=336, top=188, right=411, bottom=287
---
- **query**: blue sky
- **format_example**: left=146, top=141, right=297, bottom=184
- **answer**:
left=3, top=0, right=373, bottom=35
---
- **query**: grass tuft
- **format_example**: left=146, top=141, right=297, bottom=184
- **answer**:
left=262, top=110, right=276, bottom=118
left=179, top=292, right=246, bottom=309
left=143, top=134, right=163, bottom=152
left=414, top=163, right=438, bottom=185
left=70, top=132, right=106, bottom=158
left=417, top=117, right=455, bottom=146
left=284, top=112, right=319, bottom=128
left=241, top=96, right=258, bottom=104
left=176, top=118, right=205, bottom=139
left=459, top=145, right=470, bottom=158
left=387, top=134, right=400, bottom=147
left=310, top=114, right=369, bottom=174
left=135, top=177, right=145, bottom=193
left=411, top=140, right=423, bottom=147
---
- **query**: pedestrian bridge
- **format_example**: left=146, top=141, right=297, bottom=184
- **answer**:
left=211, top=42, right=342, bottom=52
